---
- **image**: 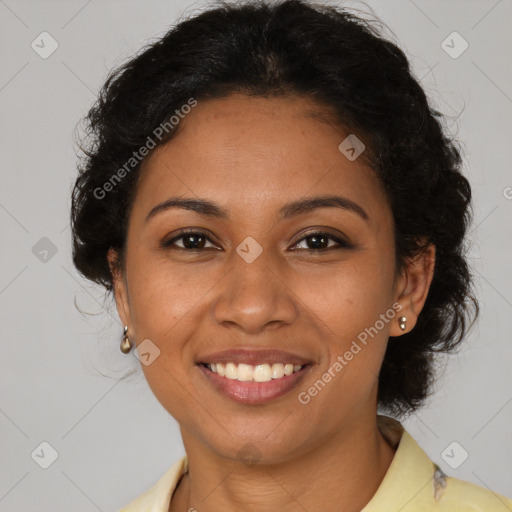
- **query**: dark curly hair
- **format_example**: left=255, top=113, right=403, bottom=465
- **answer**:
left=71, top=0, right=479, bottom=419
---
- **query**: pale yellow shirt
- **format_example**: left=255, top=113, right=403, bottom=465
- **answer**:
left=119, top=415, right=512, bottom=511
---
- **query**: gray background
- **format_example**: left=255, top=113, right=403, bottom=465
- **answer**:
left=1, top=0, right=511, bottom=510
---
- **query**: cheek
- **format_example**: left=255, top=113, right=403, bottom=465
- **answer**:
left=126, top=254, right=222, bottom=398
left=296, top=253, right=394, bottom=384
left=296, top=253, right=394, bottom=333
left=127, top=256, right=211, bottom=338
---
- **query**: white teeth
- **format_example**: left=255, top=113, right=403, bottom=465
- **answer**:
left=254, top=364, right=271, bottom=382
left=271, top=363, right=284, bottom=379
left=225, top=362, right=237, bottom=379
left=237, top=363, right=254, bottom=381
left=206, top=362, right=304, bottom=382
left=284, top=363, right=294, bottom=376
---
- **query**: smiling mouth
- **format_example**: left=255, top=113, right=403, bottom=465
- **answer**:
left=200, top=362, right=308, bottom=382
left=198, top=361, right=312, bottom=404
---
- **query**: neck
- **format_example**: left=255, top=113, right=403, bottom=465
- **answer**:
left=170, top=413, right=397, bottom=512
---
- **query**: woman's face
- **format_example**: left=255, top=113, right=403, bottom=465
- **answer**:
left=110, top=93, right=432, bottom=463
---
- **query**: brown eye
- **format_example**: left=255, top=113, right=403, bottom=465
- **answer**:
left=292, top=232, right=351, bottom=252
left=162, top=231, right=218, bottom=251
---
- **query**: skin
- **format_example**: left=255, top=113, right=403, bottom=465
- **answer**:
left=108, top=93, right=435, bottom=512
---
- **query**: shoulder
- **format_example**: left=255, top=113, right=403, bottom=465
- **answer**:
left=368, top=416, right=512, bottom=511
left=438, top=472, right=512, bottom=511
left=117, top=455, right=188, bottom=512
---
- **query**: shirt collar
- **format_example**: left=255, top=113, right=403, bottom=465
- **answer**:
left=362, top=414, right=444, bottom=510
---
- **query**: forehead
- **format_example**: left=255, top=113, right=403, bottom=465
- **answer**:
left=132, top=93, right=389, bottom=227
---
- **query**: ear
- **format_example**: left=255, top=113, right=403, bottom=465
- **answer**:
left=107, top=247, right=132, bottom=329
left=390, top=242, right=436, bottom=336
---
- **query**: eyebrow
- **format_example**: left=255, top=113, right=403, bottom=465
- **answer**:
left=145, top=194, right=369, bottom=223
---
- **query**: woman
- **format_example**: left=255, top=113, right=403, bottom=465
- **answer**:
left=70, top=0, right=512, bottom=510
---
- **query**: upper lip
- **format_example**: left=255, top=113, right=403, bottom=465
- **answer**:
left=197, top=348, right=312, bottom=366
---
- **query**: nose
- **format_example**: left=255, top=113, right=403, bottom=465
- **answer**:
left=211, top=250, right=298, bottom=334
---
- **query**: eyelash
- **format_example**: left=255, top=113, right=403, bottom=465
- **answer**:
left=161, top=229, right=352, bottom=253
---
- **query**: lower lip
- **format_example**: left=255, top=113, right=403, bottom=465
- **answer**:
left=197, top=364, right=311, bottom=404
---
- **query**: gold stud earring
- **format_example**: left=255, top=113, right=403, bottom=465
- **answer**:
left=120, top=325, right=133, bottom=354
left=398, top=316, right=407, bottom=331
